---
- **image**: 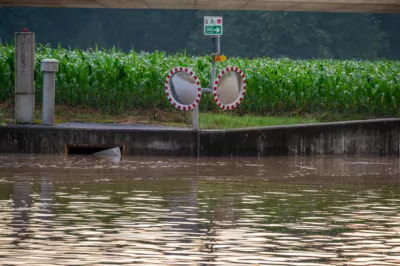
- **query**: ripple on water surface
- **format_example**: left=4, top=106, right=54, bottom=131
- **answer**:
left=0, top=154, right=400, bottom=265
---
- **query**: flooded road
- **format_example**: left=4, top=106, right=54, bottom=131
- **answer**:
left=1, top=154, right=400, bottom=265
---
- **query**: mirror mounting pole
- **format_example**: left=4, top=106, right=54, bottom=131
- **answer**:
left=210, top=36, right=220, bottom=90
left=210, top=35, right=220, bottom=89
left=192, top=35, right=220, bottom=131
left=201, top=87, right=213, bottom=94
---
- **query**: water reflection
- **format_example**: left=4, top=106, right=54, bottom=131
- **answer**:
left=12, top=174, right=32, bottom=243
left=0, top=155, right=400, bottom=264
left=40, top=174, right=54, bottom=230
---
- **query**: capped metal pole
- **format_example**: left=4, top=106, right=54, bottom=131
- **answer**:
left=40, top=59, right=59, bottom=126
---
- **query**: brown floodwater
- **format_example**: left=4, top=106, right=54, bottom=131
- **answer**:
left=1, top=153, right=400, bottom=265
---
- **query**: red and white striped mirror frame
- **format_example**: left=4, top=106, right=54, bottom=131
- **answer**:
left=164, top=67, right=202, bottom=111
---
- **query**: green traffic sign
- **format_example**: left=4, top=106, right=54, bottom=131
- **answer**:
left=204, top=25, right=222, bottom=35
left=204, top=16, right=223, bottom=36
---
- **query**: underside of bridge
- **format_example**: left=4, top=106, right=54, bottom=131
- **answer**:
left=1, top=0, right=400, bottom=13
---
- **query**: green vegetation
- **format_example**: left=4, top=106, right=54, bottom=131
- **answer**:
left=0, top=101, right=321, bottom=129
left=0, top=100, right=363, bottom=129
left=199, top=113, right=318, bottom=129
left=2, top=43, right=400, bottom=117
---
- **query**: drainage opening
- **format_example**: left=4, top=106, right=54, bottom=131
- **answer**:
left=65, top=144, right=125, bottom=155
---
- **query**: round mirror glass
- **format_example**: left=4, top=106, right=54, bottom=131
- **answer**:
left=213, top=67, right=246, bottom=109
left=165, top=67, right=201, bottom=110
left=170, top=71, right=198, bottom=105
left=216, top=71, right=241, bottom=105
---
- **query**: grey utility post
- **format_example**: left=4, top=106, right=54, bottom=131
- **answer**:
left=190, top=16, right=223, bottom=131
left=15, top=30, right=35, bottom=124
left=192, top=26, right=222, bottom=130
left=40, top=59, right=59, bottom=126
left=210, top=35, right=220, bottom=92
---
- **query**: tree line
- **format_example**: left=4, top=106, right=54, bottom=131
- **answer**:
left=1, top=7, right=400, bottom=60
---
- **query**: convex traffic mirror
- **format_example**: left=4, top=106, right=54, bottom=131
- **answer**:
left=164, top=67, right=202, bottom=111
left=213, top=66, right=247, bottom=110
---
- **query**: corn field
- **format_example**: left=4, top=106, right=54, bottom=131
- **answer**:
left=1, top=43, right=400, bottom=116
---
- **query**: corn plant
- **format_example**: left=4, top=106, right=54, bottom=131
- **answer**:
left=1, top=43, right=399, bottom=116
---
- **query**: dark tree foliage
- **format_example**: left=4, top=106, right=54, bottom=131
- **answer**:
left=0, top=7, right=399, bottom=59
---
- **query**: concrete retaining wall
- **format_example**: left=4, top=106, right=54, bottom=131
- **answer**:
left=0, top=124, right=198, bottom=156
left=0, top=118, right=399, bottom=157
left=199, top=118, right=400, bottom=156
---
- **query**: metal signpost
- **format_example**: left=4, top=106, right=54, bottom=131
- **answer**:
left=163, top=16, right=247, bottom=131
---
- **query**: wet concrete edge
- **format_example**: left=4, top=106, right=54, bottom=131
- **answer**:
left=200, top=118, right=400, bottom=157
left=1, top=118, right=399, bottom=157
